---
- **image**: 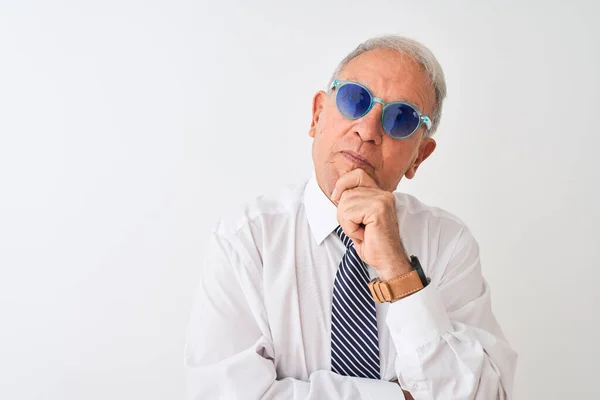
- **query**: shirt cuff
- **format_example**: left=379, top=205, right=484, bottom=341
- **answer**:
left=385, top=283, right=452, bottom=351
left=354, top=377, right=405, bottom=399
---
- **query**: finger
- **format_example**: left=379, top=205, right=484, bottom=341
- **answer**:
left=331, top=169, right=378, bottom=203
left=338, top=218, right=365, bottom=246
left=337, top=202, right=366, bottom=244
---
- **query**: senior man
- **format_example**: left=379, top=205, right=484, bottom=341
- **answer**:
left=185, top=35, right=517, bottom=399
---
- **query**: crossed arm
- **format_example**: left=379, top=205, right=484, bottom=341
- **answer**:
left=184, top=229, right=517, bottom=399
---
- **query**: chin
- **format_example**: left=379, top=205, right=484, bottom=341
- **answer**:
left=316, top=166, right=338, bottom=196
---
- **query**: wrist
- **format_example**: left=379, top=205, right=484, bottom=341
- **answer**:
left=377, top=258, right=412, bottom=281
left=368, top=256, right=428, bottom=303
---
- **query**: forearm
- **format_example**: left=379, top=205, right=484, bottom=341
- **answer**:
left=185, top=336, right=404, bottom=399
left=186, top=233, right=406, bottom=399
left=387, top=285, right=517, bottom=399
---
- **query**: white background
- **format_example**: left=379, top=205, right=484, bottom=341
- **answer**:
left=1, top=0, right=598, bottom=399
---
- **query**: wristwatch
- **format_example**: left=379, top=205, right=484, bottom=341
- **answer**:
left=367, top=256, right=429, bottom=303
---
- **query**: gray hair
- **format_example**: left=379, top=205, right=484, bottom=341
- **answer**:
left=327, top=35, right=447, bottom=137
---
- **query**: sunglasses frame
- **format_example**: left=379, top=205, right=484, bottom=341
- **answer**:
left=329, top=79, right=432, bottom=139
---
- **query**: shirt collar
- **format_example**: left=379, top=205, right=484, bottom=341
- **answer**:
left=303, top=171, right=339, bottom=245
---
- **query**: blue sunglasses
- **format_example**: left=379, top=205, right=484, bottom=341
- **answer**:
left=330, top=79, right=432, bottom=139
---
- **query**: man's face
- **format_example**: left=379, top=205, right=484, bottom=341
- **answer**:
left=308, top=49, right=437, bottom=197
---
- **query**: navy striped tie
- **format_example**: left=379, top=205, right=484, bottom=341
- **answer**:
left=330, top=225, right=380, bottom=379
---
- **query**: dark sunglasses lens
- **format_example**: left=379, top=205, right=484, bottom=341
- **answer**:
left=383, top=103, right=420, bottom=138
left=336, top=83, right=371, bottom=119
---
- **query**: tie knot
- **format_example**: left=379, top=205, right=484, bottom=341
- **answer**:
left=334, top=225, right=354, bottom=249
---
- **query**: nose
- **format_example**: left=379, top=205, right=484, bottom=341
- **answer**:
left=354, top=102, right=384, bottom=145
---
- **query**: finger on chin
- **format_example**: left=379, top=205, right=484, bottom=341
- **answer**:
left=332, top=169, right=378, bottom=202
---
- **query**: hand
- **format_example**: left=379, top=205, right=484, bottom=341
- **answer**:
left=331, top=168, right=412, bottom=281
left=391, top=378, right=415, bottom=400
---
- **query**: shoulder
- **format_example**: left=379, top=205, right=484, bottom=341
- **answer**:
left=210, top=178, right=308, bottom=263
left=214, top=178, right=307, bottom=236
left=393, top=192, right=479, bottom=273
left=394, top=191, right=469, bottom=233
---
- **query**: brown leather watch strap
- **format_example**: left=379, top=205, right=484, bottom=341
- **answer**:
left=367, top=270, right=424, bottom=303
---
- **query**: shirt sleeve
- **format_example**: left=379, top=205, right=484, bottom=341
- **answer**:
left=184, top=232, right=405, bottom=400
left=386, top=226, right=518, bottom=399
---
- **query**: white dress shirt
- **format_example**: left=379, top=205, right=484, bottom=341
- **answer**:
left=184, top=172, right=517, bottom=399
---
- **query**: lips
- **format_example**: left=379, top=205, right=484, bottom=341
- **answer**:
left=342, top=151, right=372, bottom=167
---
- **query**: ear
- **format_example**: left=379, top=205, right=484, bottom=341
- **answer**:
left=405, top=137, right=436, bottom=179
left=308, top=90, right=327, bottom=138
